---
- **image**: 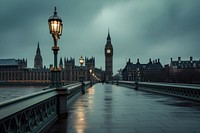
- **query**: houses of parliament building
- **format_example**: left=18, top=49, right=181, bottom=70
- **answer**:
left=0, top=31, right=115, bottom=84
left=0, top=42, right=104, bottom=84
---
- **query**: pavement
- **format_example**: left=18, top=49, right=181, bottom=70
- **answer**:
left=49, top=83, right=200, bottom=133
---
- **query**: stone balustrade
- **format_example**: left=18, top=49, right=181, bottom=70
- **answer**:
left=115, top=81, right=200, bottom=102
left=0, top=81, right=91, bottom=133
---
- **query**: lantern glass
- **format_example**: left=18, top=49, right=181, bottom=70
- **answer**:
left=49, top=20, right=62, bottom=34
left=48, top=7, right=63, bottom=35
left=59, top=23, right=63, bottom=36
left=80, top=59, right=84, bottom=65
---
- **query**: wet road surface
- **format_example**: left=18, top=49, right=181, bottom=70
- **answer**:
left=49, top=83, right=200, bottom=133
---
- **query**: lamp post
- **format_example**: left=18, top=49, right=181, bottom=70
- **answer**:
left=48, top=7, right=63, bottom=87
left=137, top=68, right=140, bottom=82
left=89, top=69, right=92, bottom=86
left=89, top=69, right=92, bottom=80
left=135, top=68, right=140, bottom=90
left=79, top=55, right=84, bottom=82
left=92, top=73, right=95, bottom=83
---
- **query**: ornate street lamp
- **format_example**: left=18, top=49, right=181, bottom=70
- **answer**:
left=135, top=68, right=140, bottom=90
left=89, top=69, right=92, bottom=79
left=48, top=7, right=63, bottom=87
left=89, top=69, right=92, bottom=74
left=79, top=55, right=84, bottom=82
left=79, top=55, right=84, bottom=66
left=137, top=68, right=140, bottom=82
left=89, top=69, right=93, bottom=86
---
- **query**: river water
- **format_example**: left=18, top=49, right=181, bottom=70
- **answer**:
left=0, top=86, right=47, bottom=102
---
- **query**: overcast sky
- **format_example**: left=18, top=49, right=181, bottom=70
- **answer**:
left=0, top=0, right=200, bottom=74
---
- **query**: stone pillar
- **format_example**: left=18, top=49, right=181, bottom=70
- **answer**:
left=56, top=87, right=68, bottom=118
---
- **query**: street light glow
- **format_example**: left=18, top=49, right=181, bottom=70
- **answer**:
left=48, top=7, right=63, bottom=36
left=79, top=56, right=84, bottom=66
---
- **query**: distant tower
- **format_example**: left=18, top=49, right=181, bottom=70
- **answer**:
left=59, top=57, right=63, bottom=69
left=64, top=57, right=75, bottom=81
left=105, top=29, right=113, bottom=81
left=85, top=57, right=95, bottom=70
left=34, top=42, right=43, bottom=69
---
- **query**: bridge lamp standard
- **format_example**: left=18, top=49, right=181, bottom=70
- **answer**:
left=137, top=68, right=140, bottom=82
left=79, top=55, right=84, bottom=82
left=89, top=69, right=92, bottom=80
left=89, top=69, right=92, bottom=74
left=135, top=68, right=140, bottom=90
left=89, top=69, right=93, bottom=86
left=48, top=7, right=63, bottom=87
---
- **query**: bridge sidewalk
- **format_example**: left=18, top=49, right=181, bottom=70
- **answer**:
left=49, top=83, right=200, bottom=133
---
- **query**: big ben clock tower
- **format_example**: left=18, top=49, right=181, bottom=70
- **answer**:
left=105, top=30, right=113, bottom=81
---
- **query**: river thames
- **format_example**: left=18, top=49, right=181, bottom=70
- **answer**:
left=0, top=86, right=47, bottom=102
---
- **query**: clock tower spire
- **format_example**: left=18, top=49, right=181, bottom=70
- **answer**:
left=34, top=42, right=43, bottom=69
left=107, top=29, right=111, bottom=42
left=105, top=29, right=113, bottom=81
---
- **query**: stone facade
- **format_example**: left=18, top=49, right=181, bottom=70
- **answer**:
left=0, top=56, right=104, bottom=83
left=122, top=57, right=200, bottom=84
left=165, top=57, right=200, bottom=83
left=0, top=59, right=27, bottom=81
left=63, top=57, right=104, bottom=83
left=122, top=58, right=164, bottom=82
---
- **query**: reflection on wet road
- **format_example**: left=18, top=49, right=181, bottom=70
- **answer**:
left=50, top=83, right=200, bottom=133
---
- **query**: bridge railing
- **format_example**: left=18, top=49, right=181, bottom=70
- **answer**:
left=0, top=81, right=92, bottom=133
left=114, top=81, right=200, bottom=102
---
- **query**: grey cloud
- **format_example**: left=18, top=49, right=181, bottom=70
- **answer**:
left=0, top=0, right=200, bottom=74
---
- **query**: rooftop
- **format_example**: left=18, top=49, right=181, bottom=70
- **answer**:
left=0, top=59, right=18, bottom=66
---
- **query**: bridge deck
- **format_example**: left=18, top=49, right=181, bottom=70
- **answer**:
left=49, top=83, right=200, bottom=133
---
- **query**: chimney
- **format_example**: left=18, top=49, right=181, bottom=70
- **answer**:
left=190, top=56, right=193, bottom=63
left=158, top=58, right=160, bottom=63
left=171, top=58, right=173, bottom=62
left=178, top=57, right=181, bottom=63
left=137, top=58, right=140, bottom=64
left=49, top=64, right=53, bottom=69
left=149, top=58, right=152, bottom=64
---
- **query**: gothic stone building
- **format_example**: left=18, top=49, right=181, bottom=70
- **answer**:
left=122, top=57, right=200, bottom=84
left=0, top=32, right=110, bottom=84
left=0, top=42, right=50, bottom=84
left=104, top=30, right=113, bottom=81
left=62, top=57, right=104, bottom=83
left=0, top=59, right=27, bottom=82
left=122, top=58, right=164, bottom=82
left=165, top=57, right=200, bottom=83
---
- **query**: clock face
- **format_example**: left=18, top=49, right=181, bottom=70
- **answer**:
left=107, top=49, right=111, bottom=54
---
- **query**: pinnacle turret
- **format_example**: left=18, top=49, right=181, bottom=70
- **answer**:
left=107, top=29, right=111, bottom=42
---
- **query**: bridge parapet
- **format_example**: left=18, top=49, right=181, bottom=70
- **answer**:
left=0, top=81, right=91, bottom=133
left=115, top=81, right=200, bottom=102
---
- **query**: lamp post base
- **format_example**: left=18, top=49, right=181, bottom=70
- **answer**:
left=50, top=68, right=62, bottom=87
